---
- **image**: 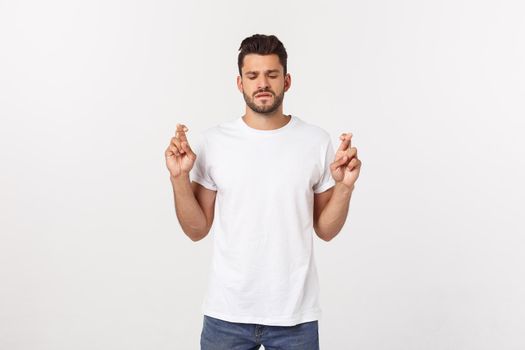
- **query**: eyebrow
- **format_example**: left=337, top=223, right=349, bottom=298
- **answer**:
left=245, top=69, right=281, bottom=75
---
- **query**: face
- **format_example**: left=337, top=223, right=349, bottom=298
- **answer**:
left=237, top=54, right=291, bottom=115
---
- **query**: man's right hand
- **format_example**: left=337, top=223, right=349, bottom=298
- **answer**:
left=165, top=123, right=197, bottom=178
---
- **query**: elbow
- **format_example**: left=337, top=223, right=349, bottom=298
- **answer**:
left=186, top=225, right=211, bottom=242
left=319, top=234, right=335, bottom=242
left=314, top=226, right=336, bottom=242
left=189, top=235, right=204, bottom=242
left=187, top=231, right=206, bottom=242
left=323, top=236, right=334, bottom=242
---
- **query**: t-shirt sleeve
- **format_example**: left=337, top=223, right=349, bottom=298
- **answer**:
left=313, top=137, right=336, bottom=193
left=189, top=137, right=217, bottom=191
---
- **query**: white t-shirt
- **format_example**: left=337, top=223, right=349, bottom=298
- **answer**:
left=189, top=115, right=336, bottom=326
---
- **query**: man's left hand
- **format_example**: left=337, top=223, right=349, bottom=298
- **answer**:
left=330, top=132, right=362, bottom=189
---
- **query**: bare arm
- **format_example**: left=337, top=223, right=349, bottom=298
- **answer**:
left=170, top=175, right=216, bottom=241
left=314, top=184, right=353, bottom=241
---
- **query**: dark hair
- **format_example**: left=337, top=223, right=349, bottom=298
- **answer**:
left=237, top=34, right=288, bottom=76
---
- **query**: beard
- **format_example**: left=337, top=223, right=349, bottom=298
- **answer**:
left=243, top=88, right=285, bottom=115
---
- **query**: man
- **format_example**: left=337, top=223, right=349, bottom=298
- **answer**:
left=165, top=34, right=361, bottom=349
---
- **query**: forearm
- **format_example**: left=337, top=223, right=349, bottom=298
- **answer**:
left=170, top=174, right=208, bottom=241
left=315, top=182, right=354, bottom=241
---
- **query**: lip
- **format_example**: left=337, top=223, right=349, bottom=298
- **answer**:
left=255, top=93, right=273, bottom=98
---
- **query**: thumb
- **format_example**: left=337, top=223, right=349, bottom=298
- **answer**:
left=330, top=155, right=347, bottom=171
left=181, top=141, right=196, bottom=159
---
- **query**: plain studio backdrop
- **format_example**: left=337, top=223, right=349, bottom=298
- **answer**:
left=1, top=0, right=524, bottom=349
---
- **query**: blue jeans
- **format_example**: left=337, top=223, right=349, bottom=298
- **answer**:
left=200, top=315, right=320, bottom=350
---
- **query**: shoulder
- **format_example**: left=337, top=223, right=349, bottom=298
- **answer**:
left=200, top=117, right=239, bottom=142
left=293, top=116, right=332, bottom=145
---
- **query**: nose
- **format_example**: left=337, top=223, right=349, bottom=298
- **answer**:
left=256, top=75, right=270, bottom=90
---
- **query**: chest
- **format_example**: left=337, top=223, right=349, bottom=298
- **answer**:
left=209, top=137, right=322, bottom=194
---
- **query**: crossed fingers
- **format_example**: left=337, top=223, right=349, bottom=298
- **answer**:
left=335, top=132, right=360, bottom=171
left=337, top=132, right=352, bottom=152
left=169, top=123, right=191, bottom=156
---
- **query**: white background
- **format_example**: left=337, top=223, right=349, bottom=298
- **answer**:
left=1, top=0, right=524, bottom=349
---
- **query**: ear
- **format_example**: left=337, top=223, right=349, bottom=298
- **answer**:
left=284, top=73, right=291, bottom=92
left=236, top=75, right=243, bottom=93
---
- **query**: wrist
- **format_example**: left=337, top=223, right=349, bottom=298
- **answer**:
left=170, top=172, right=190, bottom=184
left=335, top=181, right=355, bottom=195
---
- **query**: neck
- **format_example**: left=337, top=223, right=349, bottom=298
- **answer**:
left=242, top=106, right=290, bottom=131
